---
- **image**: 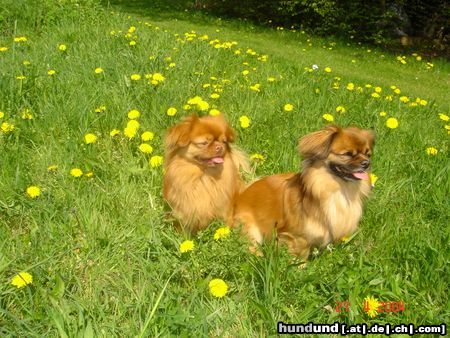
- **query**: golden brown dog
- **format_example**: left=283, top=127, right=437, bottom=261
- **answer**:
left=232, top=125, right=374, bottom=259
left=163, top=114, right=248, bottom=233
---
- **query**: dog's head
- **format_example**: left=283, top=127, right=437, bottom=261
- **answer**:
left=299, top=125, right=374, bottom=181
left=165, top=114, right=236, bottom=167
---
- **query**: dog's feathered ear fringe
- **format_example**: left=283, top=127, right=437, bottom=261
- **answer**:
left=298, top=125, right=340, bottom=160
left=164, top=114, right=198, bottom=154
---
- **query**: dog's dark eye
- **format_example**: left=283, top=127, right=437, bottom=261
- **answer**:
left=343, top=151, right=353, bottom=157
left=196, top=141, right=208, bottom=146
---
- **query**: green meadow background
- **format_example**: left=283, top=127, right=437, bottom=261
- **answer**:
left=0, top=0, right=448, bottom=336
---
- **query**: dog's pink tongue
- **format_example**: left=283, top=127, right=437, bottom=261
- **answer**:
left=352, top=171, right=368, bottom=180
left=210, top=157, right=224, bottom=164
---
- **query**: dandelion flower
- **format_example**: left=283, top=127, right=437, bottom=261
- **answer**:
left=94, top=67, right=104, bottom=74
left=124, top=126, right=137, bottom=139
left=284, top=104, right=294, bottom=112
left=370, top=173, right=378, bottom=187
left=14, top=36, right=28, bottom=42
left=0, top=46, right=8, bottom=52
left=47, top=165, right=58, bottom=172
left=239, top=115, right=251, bottom=128
left=166, top=107, right=177, bottom=116
left=70, top=168, right=83, bottom=178
left=130, top=74, right=141, bottom=81
left=84, top=133, right=97, bottom=144
left=58, top=44, right=67, bottom=51
left=419, top=99, right=427, bottom=106
left=324, top=67, right=332, bottom=73
left=242, top=70, right=250, bottom=76
left=438, top=114, right=449, bottom=122
left=214, top=226, right=230, bottom=240
left=21, top=109, right=33, bottom=120
left=249, top=84, right=261, bottom=92
left=399, top=96, right=409, bottom=103
left=95, top=105, right=107, bottom=113
left=371, top=93, right=380, bottom=98
left=250, top=153, right=265, bottom=162
left=335, top=106, right=346, bottom=113
left=426, top=147, right=438, bottom=155
left=152, top=73, right=165, bottom=82
left=129, top=40, right=137, bottom=46
left=394, top=88, right=401, bottom=94
left=16, top=75, right=26, bottom=80
left=150, top=155, right=163, bottom=168
left=322, top=113, right=334, bottom=122
left=47, top=69, right=56, bottom=76
left=210, top=93, right=220, bottom=99
left=209, top=109, right=221, bottom=116
left=85, top=172, right=94, bottom=178
left=267, top=77, right=276, bottom=82
left=141, top=131, right=154, bottom=141
left=364, top=296, right=380, bottom=318
left=179, top=240, right=194, bottom=253
left=127, top=109, right=140, bottom=119
left=386, top=117, right=399, bottom=129
left=1, top=122, right=15, bottom=133
left=197, top=100, right=209, bottom=111
left=209, top=278, right=228, bottom=298
left=346, top=83, right=355, bottom=91
left=374, top=87, right=382, bottom=93
left=26, top=186, right=40, bottom=198
left=379, top=111, right=387, bottom=117
left=0, top=111, right=4, bottom=119
left=110, top=129, right=121, bottom=137
left=11, top=272, right=33, bottom=288
left=138, top=143, right=153, bottom=154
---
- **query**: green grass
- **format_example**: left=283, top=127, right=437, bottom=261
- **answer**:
left=1, top=1, right=449, bottom=336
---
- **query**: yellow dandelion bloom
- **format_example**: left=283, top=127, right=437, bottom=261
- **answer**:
left=26, top=186, right=41, bottom=198
left=346, top=83, right=355, bottom=90
left=209, top=109, right=221, bottom=116
left=47, top=165, right=58, bottom=172
left=210, top=93, right=220, bottom=99
left=110, top=129, right=121, bottom=137
left=16, top=75, right=26, bottom=80
left=141, top=131, right=154, bottom=141
left=399, top=96, right=409, bottom=103
left=21, top=109, right=33, bottom=120
left=249, top=84, right=261, bottom=92
left=11, top=272, right=33, bottom=288
left=284, top=104, right=294, bottom=112
left=150, top=155, right=163, bottom=168
left=128, top=26, right=136, bottom=33
left=130, top=74, right=141, bottom=81
left=197, top=100, right=209, bottom=111
left=324, top=67, right=332, bottom=73
left=70, top=168, right=83, bottom=178
left=370, top=173, right=378, bottom=186
left=209, top=278, right=228, bottom=298
left=419, top=99, right=427, bottom=106
left=439, top=114, right=449, bottom=121
left=250, top=153, right=265, bottom=162
left=14, top=36, right=28, bottom=42
left=127, top=109, right=140, bottom=119
left=323, top=113, right=334, bottom=122
left=364, top=296, right=380, bottom=318
left=374, top=86, right=382, bottom=93
left=124, top=126, right=137, bottom=139
left=341, top=236, right=350, bottom=243
left=166, top=107, right=177, bottom=116
left=0, top=111, right=4, bottom=119
left=1, top=122, right=15, bottom=133
left=0, top=46, right=8, bottom=52
left=214, top=226, right=230, bottom=240
left=58, top=44, right=67, bottom=51
left=335, top=106, right=346, bottom=113
left=267, top=77, right=276, bottom=82
left=187, top=96, right=202, bottom=105
left=239, top=115, right=251, bottom=128
left=379, top=111, right=387, bottom=117
left=371, top=93, right=380, bottom=98
left=47, top=69, right=56, bottom=76
left=385, top=95, right=393, bottom=101
left=85, top=172, right=94, bottom=178
left=84, top=133, right=97, bottom=144
left=386, top=117, right=399, bottom=129
left=394, top=88, right=401, bottom=94
left=426, top=147, right=438, bottom=155
left=94, top=67, right=104, bottom=74
left=152, top=73, right=165, bottom=82
left=138, top=143, right=153, bottom=154
left=179, top=240, right=194, bottom=253
left=129, top=40, right=137, bottom=46
left=242, top=70, right=250, bottom=76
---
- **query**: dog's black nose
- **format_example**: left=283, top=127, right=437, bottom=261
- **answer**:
left=360, top=160, right=370, bottom=169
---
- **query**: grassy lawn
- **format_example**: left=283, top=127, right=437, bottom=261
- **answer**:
left=1, top=0, right=448, bottom=336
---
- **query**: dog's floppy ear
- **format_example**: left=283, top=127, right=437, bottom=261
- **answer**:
left=165, top=114, right=197, bottom=152
left=299, top=125, right=340, bottom=159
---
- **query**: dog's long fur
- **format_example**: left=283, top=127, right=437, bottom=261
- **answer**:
left=231, top=125, right=374, bottom=259
left=163, top=114, right=249, bottom=233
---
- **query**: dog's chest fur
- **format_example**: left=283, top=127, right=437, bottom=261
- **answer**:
left=289, top=166, right=370, bottom=246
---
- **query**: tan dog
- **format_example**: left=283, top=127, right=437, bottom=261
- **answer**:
left=163, top=114, right=248, bottom=233
left=232, top=125, right=374, bottom=259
